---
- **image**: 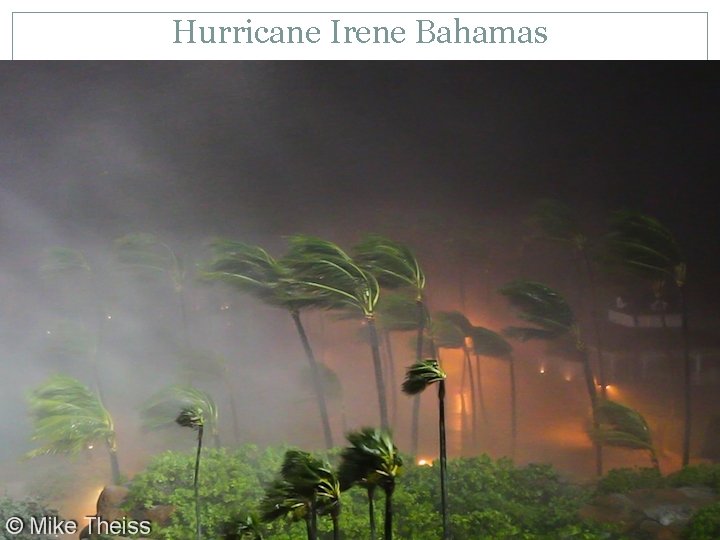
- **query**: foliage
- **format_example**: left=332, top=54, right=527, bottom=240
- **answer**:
left=590, top=400, right=657, bottom=466
left=26, top=375, right=116, bottom=457
left=499, top=280, right=575, bottom=342
left=667, top=464, right=720, bottom=492
left=529, top=198, right=587, bottom=249
left=401, top=359, right=446, bottom=395
left=353, top=235, right=425, bottom=296
left=429, top=312, right=467, bottom=349
left=470, top=326, right=512, bottom=358
left=338, top=428, right=402, bottom=492
left=0, top=497, right=60, bottom=540
left=142, top=385, right=218, bottom=436
left=684, top=501, right=720, bottom=540
left=595, top=468, right=666, bottom=495
left=114, top=233, right=186, bottom=290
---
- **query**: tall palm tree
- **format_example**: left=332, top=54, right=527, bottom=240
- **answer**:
left=469, top=326, right=516, bottom=457
left=27, top=375, right=120, bottom=484
left=529, top=199, right=609, bottom=397
left=499, top=280, right=604, bottom=476
left=591, top=399, right=660, bottom=470
left=176, top=405, right=207, bottom=540
left=203, top=239, right=334, bottom=448
left=604, top=211, right=692, bottom=466
left=142, top=385, right=221, bottom=448
left=285, top=235, right=389, bottom=430
left=260, top=450, right=341, bottom=540
left=403, top=359, right=449, bottom=540
left=353, top=235, right=428, bottom=453
left=338, top=428, right=402, bottom=540
left=114, top=233, right=190, bottom=347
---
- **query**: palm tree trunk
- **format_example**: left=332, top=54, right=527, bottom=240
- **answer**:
left=310, top=503, right=318, bottom=540
left=472, top=352, right=489, bottom=427
left=582, top=253, right=608, bottom=399
left=107, top=446, right=121, bottom=485
left=331, top=509, right=340, bottom=540
left=368, top=486, right=377, bottom=540
left=580, top=348, right=603, bottom=476
left=508, top=355, right=518, bottom=459
left=464, top=349, right=478, bottom=448
left=384, top=485, right=394, bottom=540
left=680, top=286, right=692, bottom=467
left=459, top=352, right=468, bottom=449
left=384, top=331, right=398, bottom=428
left=650, top=449, right=661, bottom=472
left=290, top=310, right=334, bottom=449
left=305, top=517, right=313, bottom=540
left=367, top=316, right=390, bottom=431
left=411, top=300, right=426, bottom=456
left=438, top=379, right=450, bottom=540
left=194, top=425, right=203, bottom=540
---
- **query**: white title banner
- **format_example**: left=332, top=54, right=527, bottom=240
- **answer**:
left=11, top=11, right=708, bottom=60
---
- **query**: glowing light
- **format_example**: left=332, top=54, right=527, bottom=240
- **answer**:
left=106, top=315, right=112, bottom=320
left=46, top=330, right=52, bottom=335
left=417, top=458, right=433, bottom=466
left=220, top=304, right=230, bottom=311
left=539, top=367, right=546, bottom=374
left=564, top=374, right=572, bottom=382
left=87, top=444, right=94, bottom=450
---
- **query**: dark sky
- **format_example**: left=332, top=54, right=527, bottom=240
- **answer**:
left=1, top=61, right=718, bottom=293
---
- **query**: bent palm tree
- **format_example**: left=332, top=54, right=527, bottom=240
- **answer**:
left=203, top=239, right=334, bottom=448
left=176, top=405, right=207, bottom=540
left=114, top=233, right=190, bottom=347
left=338, top=428, right=402, bottom=540
left=500, top=280, right=604, bottom=476
left=260, top=450, right=341, bottom=540
left=605, top=211, right=692, bottom=466
left=470, top=326, right=516, bottom=457
left=354, top=235, right=428, bottom=453
left=403, top=360, right=449, bottom=540
left=27, top=375, right=120, bottom=484
left=285, top=236, right=389, bottom=430
left=142, top=385, right=221, bottom=448
left=529, top=199, right=609, bottom=397
left=591, top=399, right=660, bottom=470
left=222, top=513, right=265, bottom=540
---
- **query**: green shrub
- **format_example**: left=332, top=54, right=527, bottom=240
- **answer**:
left=0, top=497, right=59, bottom=540
left=667, top=464, right=720, bottom=491
left=684, top=501, right=720, bottom=540
left=595, top=467, right=665, bottom=495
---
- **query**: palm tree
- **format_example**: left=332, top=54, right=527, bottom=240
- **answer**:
left=176, top=404, right=208, bottom=540
left=354, top=235, right=428, bottom=453
left=284, top=235, right=389, bottom=430
left=604, top=211, right=692, bottom=466
left=338, top=428, right=402, bottom=540
left=499, top=280, right=604, bottom=476
left=203, top=239, right=334, bottom=448
left=260, top=450, right=341, bottom=540
left=142, top=385, right=221, bottom=448
left=222, top=513, right=265, bottom=540
left=591, top=399, right=660, bottom=470
left=403, top=359, right=449, bottom=540
left=114, top=233, right=190, bottom=347
left=529, top=199, right=609, bottom=397
left=469, top=326, right=516, bottom=457
left=27, top=375, right=120, bottom=484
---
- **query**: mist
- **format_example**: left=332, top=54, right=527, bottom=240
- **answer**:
left=1, top=61, right=718, bottom=523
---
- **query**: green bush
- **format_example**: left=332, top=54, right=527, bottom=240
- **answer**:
left=595, top=467, right=665, bottom=495
left=667, top=464, right=720, bottom=491
left=684, top=501, right=720, bottom=540
left=0, top=497, right=59, bottom=540
left=126, top=447, right=614, bottom=539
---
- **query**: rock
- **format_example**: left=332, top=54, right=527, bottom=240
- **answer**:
left=96, top=485, right=130, bottom=521
left=140, top=504, right=175, bottom=526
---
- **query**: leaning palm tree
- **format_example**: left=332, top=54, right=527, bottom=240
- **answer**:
left=142, top=385, right=221, bottom=448
left=403, top=360, right=449, bottom=540
left=284, top=236, right=389, bottom=430
left=354, top=235, right=428, bottom=454
left=203, top=239, right=334, bottom=448
left=529, top=199, right=609, bottom=397
left=604, top=210, right=692, bottom=466
left=27, top=375, right=120, bottom=484
left=338, top=428, right=402, bottom=540
left=260, top=450, right=341, bottom=540
left=470, top=326, right=517, bottom=457
left=499, top=280, right=604, bottom=476
left=176, top=404, right=207, bottom=540
left=222, top=513, right=265, bottom=540
left=591, top=399, right=660, bottom=470
left=114, top=233, right=190, bottom=347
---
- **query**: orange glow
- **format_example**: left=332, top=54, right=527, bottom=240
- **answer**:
left=417, top=458, right=434, bottom=466
left=564, top=374, right=573, bottom=382
left=539, top=366, right=546, bottom=374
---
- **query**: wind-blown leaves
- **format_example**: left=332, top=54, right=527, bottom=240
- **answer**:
left=402, top=359, right=446, bottom=395
left=529, top=198, right=586, bottom=248
left=430, top=312, right=467, bottom=350
left=590, top=399, right=654, bottom=451
left=470, top=326, right=512, bottom=358
left=142, top=385, right=218, bottom=436
left=27, top=375, right=115, bottom=457
left=499, top=280, right=574, bottom=339
left=40, top=247, right=91, bottom=278
left=604, top=211, right=685, bottom=285
left=353, top=235, right=425, bottom=296
left=337, top=428, right=402, bottom=491
left=114, top=233, right=186, bottom=289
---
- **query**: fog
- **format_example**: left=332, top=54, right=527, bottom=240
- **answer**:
left=0, top=62, right=717, bottom=520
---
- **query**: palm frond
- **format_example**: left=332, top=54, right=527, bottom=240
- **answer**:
left=27, top=375, right=114, bottom=457
left=402, top=359, right=446, bottom=395
left=338, top=428, right=402, bottom=491
left=499, top=280, right=574, bottom=336
left=430, top=312, right=467, bottom=349
left=590, top=399, right=654, bottom=451
left=40, top=247, right=91, bottom=278
left=529, top=198, right=585, bottom=247
left=142, top=385, right=218, bottom=433
left=353, top=235, right=425, bottom=293
left=470, top=326, right=512, bottom=358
